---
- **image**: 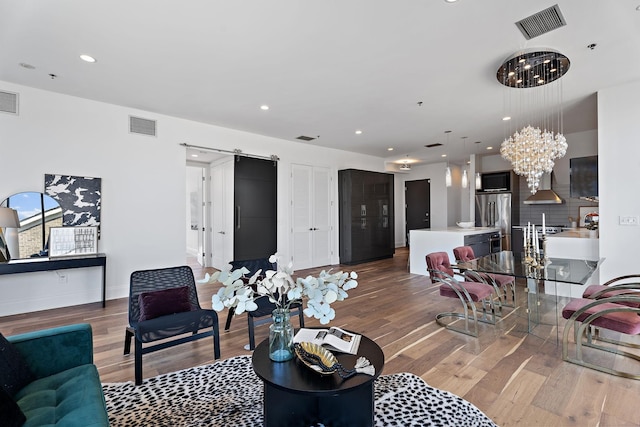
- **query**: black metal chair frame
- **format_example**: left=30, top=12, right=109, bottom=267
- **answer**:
left=124, top=265, right=221, bottom=385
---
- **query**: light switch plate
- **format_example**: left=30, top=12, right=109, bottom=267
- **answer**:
left=619, top=216, right=639, bottom=225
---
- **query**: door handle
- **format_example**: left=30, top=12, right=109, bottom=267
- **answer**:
left=218, top=231, right=225, bottom=234
left=236, top=206, right=241, bottom=229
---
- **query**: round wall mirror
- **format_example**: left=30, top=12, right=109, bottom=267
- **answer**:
left=1, top=192, right=62, bottom=259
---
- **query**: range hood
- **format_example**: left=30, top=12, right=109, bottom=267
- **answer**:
left=523, top=173, right=564, bottom=204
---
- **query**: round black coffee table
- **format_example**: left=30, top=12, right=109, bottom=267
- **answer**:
left=252, top=331, right=384, bottom=427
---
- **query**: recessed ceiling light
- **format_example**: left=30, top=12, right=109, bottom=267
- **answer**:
left=441, top=154, right=447, bottom=158
left=387, top=147, right=394, bottom=151
left=80, top=54, right=96, bottom=63
left=355, top=130, right=363, bottom=135
left=191, top=154, right=199, bottom=158
left=260, top=105, right=269, bottom=110
left=487, top=146, right=494, bottom=150
left=444, top=0, right=458, bottom=3
left=502, top=116, right=511, bottom=121
left=19, top=63, right=35, bottom=69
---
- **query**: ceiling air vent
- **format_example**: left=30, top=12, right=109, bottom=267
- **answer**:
left=515, top=4, right=566, bottom=40
left=425, top=143, right=443, bottom=148
left=296, top=135, right=316, bottom=141
left=0, top=90, right=19, bottom=115
left=129, top=116, right=157, bottom=137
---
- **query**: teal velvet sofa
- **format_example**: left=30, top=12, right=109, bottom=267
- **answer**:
left=6, top=323, right=109, bottom=426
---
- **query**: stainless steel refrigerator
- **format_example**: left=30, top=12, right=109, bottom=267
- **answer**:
left=475, top=193, right=514, bottom=251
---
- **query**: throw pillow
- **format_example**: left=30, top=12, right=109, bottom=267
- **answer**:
left=0, top=333, right=35, bottom=397
left=0, top=387, right=26, bottom=427
left=138, top=286, right=193, bottom=321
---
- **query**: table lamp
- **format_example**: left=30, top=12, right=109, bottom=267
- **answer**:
left=0, top=207, right=20, bottom=262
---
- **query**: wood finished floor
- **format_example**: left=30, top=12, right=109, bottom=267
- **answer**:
left=2, top=247, right=640, bottom=426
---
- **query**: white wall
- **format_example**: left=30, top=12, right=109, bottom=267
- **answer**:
left=598, top=80, right=640, bottom=281
left=0, top=81, right=387, bottom=315
left=393, top=162, right=450, bottom=248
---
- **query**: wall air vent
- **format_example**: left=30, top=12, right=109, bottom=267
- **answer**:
left=0, top=90, right=19, bottom=115
left=515, top=4, right=566, bottom=40
left=296, top=135, right=316, bottom=141
left=425, top=143, right=443, bottom=148
left=129, top=116, right=157, bottom=137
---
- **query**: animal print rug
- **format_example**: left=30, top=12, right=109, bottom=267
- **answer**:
left=103, top=356, right=497, bottom=426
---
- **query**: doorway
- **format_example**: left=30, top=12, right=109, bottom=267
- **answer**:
left=186, top=164, right=205, bottom=266
left=405, top=179, right=431, bottom=246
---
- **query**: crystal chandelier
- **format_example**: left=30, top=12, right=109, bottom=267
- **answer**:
left=497, top=49, right=570, bottom=194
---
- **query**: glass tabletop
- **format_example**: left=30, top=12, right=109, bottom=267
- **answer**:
left=456, top=251, right=604, bottom=341
left=456, top=251, right=603, bottom=286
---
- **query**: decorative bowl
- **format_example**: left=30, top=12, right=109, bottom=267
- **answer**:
left=294, top=342, right=338, bottom=375
left=456, top=221, right=475, bottom=228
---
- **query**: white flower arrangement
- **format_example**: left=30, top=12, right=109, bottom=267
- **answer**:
left=207, top=254, right=358, bottom=325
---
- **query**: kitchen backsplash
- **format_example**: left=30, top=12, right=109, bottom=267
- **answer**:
left=517, top=180, right=598, bottom=228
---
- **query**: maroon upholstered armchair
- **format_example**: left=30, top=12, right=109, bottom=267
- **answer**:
left=562, top=288, right=640, bottom=379
left=453, top=245, right=516, bottom=308
left=426, top=251, right=497, bottom=337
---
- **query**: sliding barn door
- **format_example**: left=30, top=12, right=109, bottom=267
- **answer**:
left=233, top=156, right=277, bottom=261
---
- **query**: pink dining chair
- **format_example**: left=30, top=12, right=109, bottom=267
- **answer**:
left=581, top=274, right=640, bottom=308
left=425, top=251, right=497, bottom=337
left=562, top=289, right=640, bottom=379
left=453, top=245, right=516, bottom=308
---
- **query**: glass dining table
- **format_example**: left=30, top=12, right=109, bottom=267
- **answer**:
left=456, top=250, right=604, bottom=339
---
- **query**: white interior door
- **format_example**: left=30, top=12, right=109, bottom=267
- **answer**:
left=291, top=164, right=332, bottom=269
left=312, top=167, right=331, bottom=267
left=211, top=158, right=234, bottom=270
left=186, top=165, right=204, bottom=265
left=292, top=165, right=313, bottom=268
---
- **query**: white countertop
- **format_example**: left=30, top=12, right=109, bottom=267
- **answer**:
left=548, top=229, right=598, bottom=239
left=412, top=227, right=499, bottom=234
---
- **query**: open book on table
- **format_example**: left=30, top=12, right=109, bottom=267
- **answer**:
left=293, top=327, right=361, bottom=355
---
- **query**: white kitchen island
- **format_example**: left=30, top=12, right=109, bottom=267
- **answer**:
left=409, top=227, right=500, bottom=276
left=545, top=228, right=601, bottom=297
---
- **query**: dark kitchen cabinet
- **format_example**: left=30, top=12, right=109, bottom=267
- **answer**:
left=339, top=169, right=395, bottom=265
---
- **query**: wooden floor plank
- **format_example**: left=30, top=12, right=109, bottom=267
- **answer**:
left=3, top=247, right=640, bottom=425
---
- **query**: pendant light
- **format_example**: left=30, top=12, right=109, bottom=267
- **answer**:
left=475, top=173, right=481, bottom=190
left=461, top=170, right=468, bottom=189
left=498, top=48, right=569, bottom=194
left=444, top=130, right=452, bottom=187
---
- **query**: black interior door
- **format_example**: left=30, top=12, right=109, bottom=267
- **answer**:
left=234, top=156, right=277, bottom=261
left=405, top=179, right=430, bottom=246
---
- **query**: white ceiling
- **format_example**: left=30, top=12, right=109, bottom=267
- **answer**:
left=1, top=1, right=638, bottom=166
